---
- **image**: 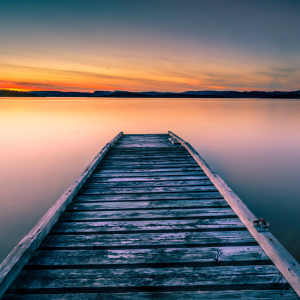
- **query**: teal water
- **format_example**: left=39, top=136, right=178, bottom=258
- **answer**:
left=0, top=98, right=300, bottom=263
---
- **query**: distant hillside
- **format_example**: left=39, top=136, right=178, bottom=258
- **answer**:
left=0, top=90, right=39, bottom=97
left=31, top=91, right=113, bottom=97
left=20, top=89, right=300, bottom=98
left=97, top=90, right=300, bottom=98
left=104, top=91, right=151, bottom=98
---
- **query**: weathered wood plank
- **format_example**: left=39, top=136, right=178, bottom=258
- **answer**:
left=108, top=147, right=187, bottom=152
left=97, top=163, right=199, bottom=170
left=25, top=246, right=269, bottom=268
left=114, top=144, right=176, bottom=148
left=117, top=137, right=172, bottom=141
left=74, top=192, right=223, bottom=202
left=104, top=157, right=191, bottom=161
left=100, top=158, right=195, bottom=164
left=59, top=208, right=236, bottom=221
left=119, top=138, right=171, bottom=141
left=67, top=199, right=229, bottom=211
left=40, top=231, right=256, bottom=249
left=107, top=151, right=187, bottom=154
left=88, top=175, right=209, bottom=182
left=51, top=218, right=244, bottom=233
left=0, top=134, right=124, bottom=299
left=94, top=167, right=201, bottom=174
left=7, top=265, right=287, bottom=291
left=112, top=144, right=183, bottom=148
left=99, top=160, right=196, bottom=167
left=90, top=171, right=205, bottom=178
left=113, top=144, right=180, bottom=148
left=3, top=290, right=299, bottom=300
left=79, top=185, right=217, bottom=195
left=107, top=150, right=188, bottom=155
left=120, top=134, right=170, bottom=138
left=68, top=199, right=228, bottom=210
left=169, top=131, right=300, bottom=297
left=118, top=139, right=172, bottom=143
left=83, top=179, right=212, bottom=188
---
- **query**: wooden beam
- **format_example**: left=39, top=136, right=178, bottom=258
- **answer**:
left=3, top=289, right=299, bottom=300
left=168, top=131, right=300, bottom=297
left=0, top=132, right=123, bottom=298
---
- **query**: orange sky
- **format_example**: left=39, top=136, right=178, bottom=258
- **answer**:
left=1, top=1, right=300, bottom=92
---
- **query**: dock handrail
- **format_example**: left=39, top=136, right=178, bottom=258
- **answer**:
left=168, top=131, right=300, bottom=297
left=0, top=132, right=123, bottom=298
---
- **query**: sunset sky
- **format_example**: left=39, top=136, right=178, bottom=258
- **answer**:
left=1, top=0, right=300, bottom=92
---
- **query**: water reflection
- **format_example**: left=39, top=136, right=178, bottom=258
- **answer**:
left=0, top=98, right=300, bottom=262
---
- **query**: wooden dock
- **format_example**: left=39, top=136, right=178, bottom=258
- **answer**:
left=1, top=132, right=300, bottom=299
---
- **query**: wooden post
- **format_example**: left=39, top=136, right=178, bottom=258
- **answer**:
left=168, top=131, right=300, bottom=297
left=0, top=132, right=123, bottom=298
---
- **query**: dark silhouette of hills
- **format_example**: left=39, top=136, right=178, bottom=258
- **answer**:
left=0, top=89, right=39, bottom=97
left=2, top=89, right=300, bottom=98
left=96, top=90, right=300, bottom=98
left=104, top=91, right=151, bottom=98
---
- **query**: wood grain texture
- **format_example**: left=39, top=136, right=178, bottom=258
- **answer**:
left=8, top=265, right=287, bottom=291
left=169, top=131, right=300, bottom=297
left=79, top=185, right=217, bottom=195
left=94, top=167, right=202, bottom=174
left=87, top=175, right=209, bottom=182
left=103, top=156, right=192, bottom=163
left=67, top=199, right=229, bottom=211
left=59, top=208, right=236, bottom=221
left=40, top=231, right=256, bottom=249
left=108, top=148, right=187, bottom=153
left=3, top=290, right=299, bottom=300
left=96, top=164, right=199, bottom=171
left=0, top=133, right=124, bottom=298
left=74, top=191, right=223, bottom=202
left=113, top=144, right=181, bottom=148
left=90, top=171, right=206, bottom=178
left=26, top=246, right=269, bottom=267
left=83, top=179, right=212, bottom=188
left=99, top=159, right=195, bottom=165
left=111, top=146, right=183, bottom=150
left=98, top=163, right=198, bottom=170
left=51, top=218, right=244, bottom=234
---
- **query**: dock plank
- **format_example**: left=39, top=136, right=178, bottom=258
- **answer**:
left=99, top=159, right=196, bottom=165
left=74, top=192, right=223, bottom=202
left=108, top=148, right=188, bottom=153
left=7, top=265, right=287, bottom=291
left=40, top=231, right=256, bottom=249
left=101, top=156, right=194, bottom=161
left=51, top=218, right=244, bottom=233
left=67, top=199, right=229, bottom=211
left=79, top=185, right=217, bottom=195
left=25, top=246, right=270, bottom=267
left=87, top=175, right=209, bottom=182
left=83, top=179, right=213, bottom=188
left=59, top=208, right=236, bottom=221
left=96, top=164, right=199, bottom=170
left=3, top=290, right=299, bottom=300
left=94, top=167, right=202, bottom=173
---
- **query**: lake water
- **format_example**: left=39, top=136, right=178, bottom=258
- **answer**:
left=0, top=98, right=300, bottom=264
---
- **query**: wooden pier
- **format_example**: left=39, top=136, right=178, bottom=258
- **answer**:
left=1, top=132, right=300, bottom=299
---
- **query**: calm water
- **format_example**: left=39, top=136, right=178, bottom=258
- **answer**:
left=1, top=98, right=300, bottom=263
